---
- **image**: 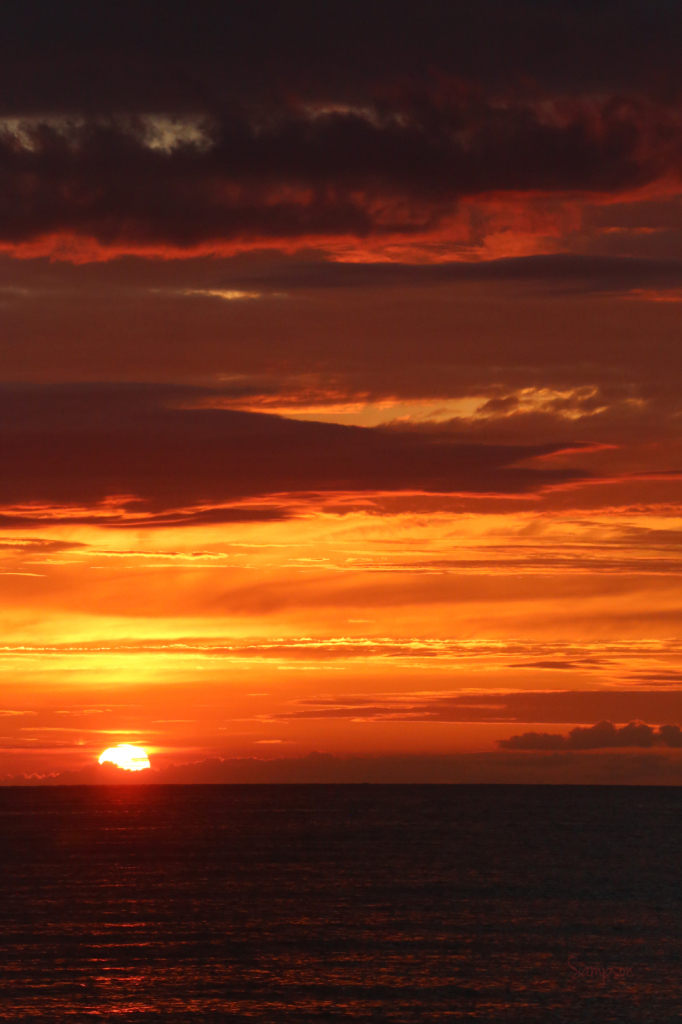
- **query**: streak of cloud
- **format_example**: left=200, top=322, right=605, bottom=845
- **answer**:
left=4, top=748, right=682, bottom=787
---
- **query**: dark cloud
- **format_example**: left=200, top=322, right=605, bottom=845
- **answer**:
left=0, top=384, right=586, bottom=526
left=1, top=1, right=681, bottom=113
left=626, top=671, right=682, bottom=684
left=0, top=100, right=673, bottom=251
left=3, top=253, right=682, bottom=445
left=273, top=690, right=682, bottom=724
left=1, top=5, right=682, bottom=253
left=221, top=255, right=682, bottom=293
left=4, top=747, right=682, bottom=786
left=7, top=249, right=682, bottom=293
left=513, top=660, right=588, bottom=670
left=499, top=719, right=682, bottom=749
left=0, top=537, right=83, bottom=552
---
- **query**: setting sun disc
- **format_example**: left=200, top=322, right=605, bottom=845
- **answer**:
left=98, top=744, right=150, bottom=771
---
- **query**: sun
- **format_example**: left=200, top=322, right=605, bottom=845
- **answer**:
left=98, top=744, right=151, bottom=771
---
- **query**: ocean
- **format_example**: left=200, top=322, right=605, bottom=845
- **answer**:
left=0, top=784, right=680, bottom=1021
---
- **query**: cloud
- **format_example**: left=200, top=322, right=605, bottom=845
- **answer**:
left=271, top=689, right=682, bottom=725
left=0, top=538, right=83, bottom=553
left=2, top=2, right=682, bottom=113
left=626, top=671, right=682, bottom=685
left=215, top=255, right=682, bottom=295
left=3, top=748, right=682, bottom=786
left=3, top=252, right=682, bottom=454
left=2, top=5, right=682, bottom=260
left=499, top=720, right=682, bottom=749
left=0, top=383, right=587, bottom=525
left=0, top=98, right=675, bottom=257
left=515, top=660, right=585, bottom=670
left=0, top=639, right=680, bottom=692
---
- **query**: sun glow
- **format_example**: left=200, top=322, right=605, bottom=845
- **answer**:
left=98, top=744, right=151, bottom=771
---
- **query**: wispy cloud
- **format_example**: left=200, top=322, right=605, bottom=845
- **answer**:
left=268, top=689, right=682, bottom=726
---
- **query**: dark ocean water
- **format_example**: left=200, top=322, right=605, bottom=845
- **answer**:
left=0, top=784, right=680, bottom=1022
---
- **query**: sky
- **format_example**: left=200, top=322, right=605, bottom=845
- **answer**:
left=2, top=0, right=682, bottom=784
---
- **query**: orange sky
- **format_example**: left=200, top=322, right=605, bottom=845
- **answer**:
left=1, top=488, right=682, bottom=778
left=2, top=3, right=682, bottom=782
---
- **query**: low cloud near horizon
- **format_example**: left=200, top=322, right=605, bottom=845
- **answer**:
left=499, top=720, right=682, bottom=751
left=3, top=747, right=682, bottom=788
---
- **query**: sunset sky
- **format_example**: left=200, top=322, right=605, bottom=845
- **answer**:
left=2, top=0, right=682, bottom=783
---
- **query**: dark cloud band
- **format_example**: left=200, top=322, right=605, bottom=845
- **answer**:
left=1, top=1, right=682, bottom=113
left=2, top=3, right=682, bottom=253
left=0, top=99, right=671, bottom=251
left=0, top=384, right=586, bottom=525
left=499, top=720, right=682, bottom=749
